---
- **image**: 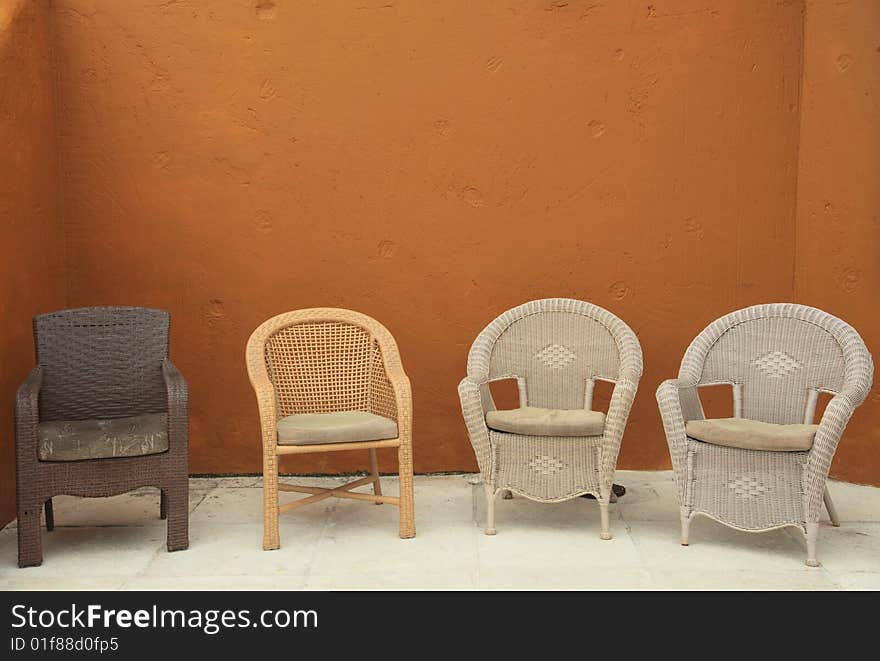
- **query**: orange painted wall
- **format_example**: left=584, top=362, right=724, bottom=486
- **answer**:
left=795, top=0, right=880, bottom=485
left=4, top=1, right=878, bottom=535
left=0, top=0, right=67, bottom=526
left=50, top=0, right=805, bottom=477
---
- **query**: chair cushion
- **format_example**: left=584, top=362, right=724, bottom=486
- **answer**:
left=685, top=417, right=817, bottom=452
left=38, top=413, right=169, bottom=462
left=485, top=407, right=605, bottom=437
left=276, top=411, right=399, bottom=446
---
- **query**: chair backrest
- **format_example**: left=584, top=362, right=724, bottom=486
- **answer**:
left=679, top=303, right=873, bottom=425
left=246, top=308, right=399, bottom=420
left=466, top=299, right=643, bottom=410
left=34, top=306, right=170, bottom=421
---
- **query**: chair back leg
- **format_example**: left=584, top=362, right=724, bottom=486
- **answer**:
left=44, top=499, right=54, bottom=531
left=823, top=486, right=841, bottom=527
left=369, top=448, right=383, bottom=505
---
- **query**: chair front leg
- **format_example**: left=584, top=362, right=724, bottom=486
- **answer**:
left=17, top=502, right=44, bottom=568
left=805, top=522, right=820, bottom=567
left=680, top=446, right=695, bottom=545
left=485, top=483, right=497, bottom=536
left=263, top=451, right=280, bottom=550
left=680, top=507, right=691, bottom=546
left=397, top=442, right=415, bottom=539
left=598, top=492, right=612, bottom=540
left=164, top=479, right=189, bottom=552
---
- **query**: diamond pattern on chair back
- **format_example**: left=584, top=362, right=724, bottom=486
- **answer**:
left=698, top=316, right=846, bottom=424
left=489, top=311, right=620, bottom=409
left=264, top=321, right=392, bottom=418
left=34, top=307, right=170, bottom=422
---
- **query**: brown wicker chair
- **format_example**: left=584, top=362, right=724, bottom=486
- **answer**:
left=246, top=308, right=415, bottom=550
left=15, top=306, right=189, bottom=567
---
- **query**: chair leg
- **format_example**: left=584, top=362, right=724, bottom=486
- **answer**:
left=369, top=448, right=383, bottom=505
left=485, top=483, right=497, bottom=536
left=805, top=522, right=820, bottom=567
left=160, top=489, right=168, bottom=520
left=44, top=499, right=54, bottom=532
left=397, top=442, right=415, bottom=539
left=823, top=486, right=840, bottom=527
left=17, top=504, right=43, bottom=568
left=263, top=454, right=280, bottom=551
left=165, top=481, right=189, bottom=552
left=680, top=507, right=690, bottom=546
left=501, top=489, right=513, bottom=500
left=599, top=497, right=612, bottom=540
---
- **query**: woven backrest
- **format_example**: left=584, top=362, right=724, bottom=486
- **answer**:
left=467, top=299, right=643, bottom=410
left=254, top=312, right=397, bottom=420
left=680, top=303, right=873, bottom=424
left=34, top=307, right=169, bottom=421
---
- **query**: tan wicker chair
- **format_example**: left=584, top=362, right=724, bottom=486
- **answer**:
left=458, top=298, right=643, bottom=539
left=246, top=308, right=414, bottom=550
left=656, top=303, right=873, bottom=566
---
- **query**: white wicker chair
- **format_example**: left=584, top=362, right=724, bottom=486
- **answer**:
left=458, top=299, right=643, bottom=539
left=656, top=303, right=873, bottom=566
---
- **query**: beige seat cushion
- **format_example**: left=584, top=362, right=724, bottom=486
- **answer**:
left=686, top=417, right=817, bottom=452
left=485, top=407, right=605, bottom=437
left=277, top=411, right=399, bottom=446
left=38, top=413, right=169, bottom=462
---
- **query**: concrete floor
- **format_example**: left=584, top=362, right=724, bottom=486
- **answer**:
left=1, top=471, right=878, bottom=590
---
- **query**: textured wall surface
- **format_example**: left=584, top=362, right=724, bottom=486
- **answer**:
left=51, top=0, right=804, bottom=477
left=796, top=0, right=880, bottom=485
left=0, top=0, right=66, bottom=526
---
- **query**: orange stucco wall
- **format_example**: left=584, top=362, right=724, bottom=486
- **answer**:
left=795, top=0, right=880, bottom=485
left=2, top=2, right=877, bottom=532
left=49, top=0, right=806, bottom=477
left=0, top=0, right=66, bottom=526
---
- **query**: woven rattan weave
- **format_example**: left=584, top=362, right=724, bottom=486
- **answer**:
left=458, top=298, right=643, bottom=539
left=246, top=308, right=414, bottom=550
left=656, top=303, right=873, bottom=566
left=15, top=307, right=189, bottom=567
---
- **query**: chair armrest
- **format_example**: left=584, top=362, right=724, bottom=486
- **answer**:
left=458, top=376, right=493, bottom=479
left=162, top=359, right=189, bottom=455
left=385, top=367, right=412, bottom=440
left=598, top=377, right=639, bottom=495
left=655, top=378, right=700, bottom=500
left=15, top=367, right=44, bottom=466
left=248, top=369, right=279, bottom=451
left=804, top=337, right=872, bottom=520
